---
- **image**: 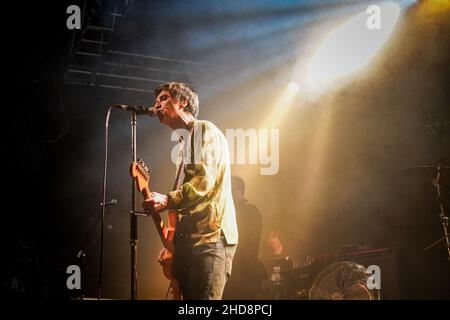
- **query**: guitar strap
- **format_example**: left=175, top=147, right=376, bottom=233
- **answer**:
left=172, top=142, right=185, bottom=191
left=173, top=122, right=205, bottom=191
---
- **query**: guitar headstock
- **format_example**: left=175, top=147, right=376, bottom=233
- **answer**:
left=130, top=158, right=151, bottom=192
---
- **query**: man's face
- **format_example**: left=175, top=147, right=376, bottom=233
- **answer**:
left=154, top=90, right=186, bottom=128
left=267, top=231, right=283, bottom=253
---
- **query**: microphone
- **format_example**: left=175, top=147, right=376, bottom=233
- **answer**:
left=100, top=199, right=118, bottom=206
left=113, top=105, right=157, bottom=116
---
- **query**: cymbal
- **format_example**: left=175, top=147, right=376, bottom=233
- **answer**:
left=399, top=165, right=450, bottom=177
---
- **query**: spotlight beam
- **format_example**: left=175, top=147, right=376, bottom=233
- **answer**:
left=304, top=2, right=401, bottom=94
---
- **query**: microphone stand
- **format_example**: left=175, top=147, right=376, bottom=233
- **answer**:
left=76, top=201, right=115, bottom=300
left=130, top=112, right=138, bottom=300
left=108, top=106, right=154, bottom=300
left=98, top=107, right=113, bottom=299
left=98, top=106, right=144, bottom=300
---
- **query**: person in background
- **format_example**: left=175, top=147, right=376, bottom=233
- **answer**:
left=222, top=176, right=266, bottom=300
left=258, top=227, right=295, bottom=299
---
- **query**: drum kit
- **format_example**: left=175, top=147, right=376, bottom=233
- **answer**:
left=399, top=164, right=450, bottom=258
left=272, top=121, right=450, bottom=300
left=278, top=163, right=450, bottom=300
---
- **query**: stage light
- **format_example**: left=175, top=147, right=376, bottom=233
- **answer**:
left=305, top=2, right=401, bottom=93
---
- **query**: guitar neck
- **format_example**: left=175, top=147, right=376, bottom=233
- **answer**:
left=142, top=186, right=172, bottom=250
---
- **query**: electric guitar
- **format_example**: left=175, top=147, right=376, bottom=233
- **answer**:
left=130, top=159, right=181, bottom=300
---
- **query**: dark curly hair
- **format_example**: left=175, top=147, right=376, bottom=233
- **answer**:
left=154, top=82, right=199, bottom=118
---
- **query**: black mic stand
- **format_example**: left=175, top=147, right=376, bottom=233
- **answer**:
left=130, top=112, right=138, bottom=300
left=76, top=201, right=115, bottom=300
left=97, top=107, right=113, bottom=299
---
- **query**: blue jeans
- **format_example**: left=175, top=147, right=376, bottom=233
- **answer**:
left=174, top=236, right=237, bottom=300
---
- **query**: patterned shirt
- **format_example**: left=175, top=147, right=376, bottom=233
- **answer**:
left=168, top=119, right=238, bottom=246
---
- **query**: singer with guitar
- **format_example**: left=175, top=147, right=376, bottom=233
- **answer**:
left=142, top=82, right=238, bottom=300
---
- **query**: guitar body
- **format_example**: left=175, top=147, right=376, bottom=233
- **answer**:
left=130, top=159, right=182, bottom=300
left=159, top=246, right=181, bottom=300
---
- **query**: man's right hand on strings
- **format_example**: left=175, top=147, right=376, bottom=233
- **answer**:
left=142, top=191, right=170, bottom=215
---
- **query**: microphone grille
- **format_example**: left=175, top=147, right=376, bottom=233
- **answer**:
left=148, top=107, right=158, bottom=117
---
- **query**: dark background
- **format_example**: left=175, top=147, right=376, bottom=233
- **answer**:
left=4, top=0, right=450, bottom=299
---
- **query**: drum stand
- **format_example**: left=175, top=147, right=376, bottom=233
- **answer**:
left=424, top=164, right=450, bottom=260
